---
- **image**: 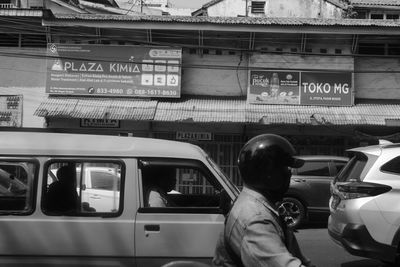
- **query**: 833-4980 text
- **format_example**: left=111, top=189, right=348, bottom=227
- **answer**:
left=96, top=88, right=124, bottom=94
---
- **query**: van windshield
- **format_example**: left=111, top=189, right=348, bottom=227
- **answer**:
left=206, top=156, right=239, bottom=196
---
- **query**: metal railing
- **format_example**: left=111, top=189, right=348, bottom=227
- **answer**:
left=0, top=4, right=15, bottom=8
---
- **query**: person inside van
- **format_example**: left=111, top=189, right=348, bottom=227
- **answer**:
left=45, top=165, right=79, bottom=213
left=143, top=166, right=177, bottom=207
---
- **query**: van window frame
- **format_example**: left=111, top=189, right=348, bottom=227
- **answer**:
left=41, top=158, right=125, bottom=217
left=138, top=157, right=226, bottom=214
left=0, top=157, right=39, bottom=216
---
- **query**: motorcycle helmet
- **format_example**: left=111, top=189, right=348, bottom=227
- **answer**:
left=238, top=134, right=304, bottom=188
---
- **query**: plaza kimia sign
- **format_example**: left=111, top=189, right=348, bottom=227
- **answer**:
left=46, top=44, right=182, bottom=98
left=248, top=70, right=353, bottom=106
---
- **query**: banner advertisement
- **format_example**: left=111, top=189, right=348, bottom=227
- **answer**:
left=248, top=71, right=300, bottom=104
left=0, top=95, right=23, bottom=127
left=248, top=70, right=353, bottom=106
left=46, top=44, right=182, bottom=98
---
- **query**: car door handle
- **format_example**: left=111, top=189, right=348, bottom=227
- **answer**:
left=294, top=179, right=306, bottom=182
left=144, top=224, right=160, bottom=232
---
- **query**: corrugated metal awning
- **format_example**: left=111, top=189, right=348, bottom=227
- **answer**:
left=34, top=96, right=400, bottom=126
left=154, top=97, right=246, bottom=123
left=34, top=97, right=157, bottom=120
left=247, top=103, right=400, bottom=125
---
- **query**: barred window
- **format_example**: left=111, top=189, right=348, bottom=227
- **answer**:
left=251, top=1, right=265, bottom=14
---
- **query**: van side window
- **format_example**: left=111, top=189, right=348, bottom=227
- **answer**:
left=0, top=160, right=37, bottom=214
left=43, top=161, right=123, bottom=216
left=140, top=159, right=223, bottom=212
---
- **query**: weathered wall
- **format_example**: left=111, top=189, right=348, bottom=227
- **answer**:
left=1, top=47, right=399, bottom=128
left=207, top=0, right=344, bottom=18
left=181, top=53, right=247, bottom=96
left=0, top=48, right=47, bottom=128
left=354, top=57, right=400, bottom=100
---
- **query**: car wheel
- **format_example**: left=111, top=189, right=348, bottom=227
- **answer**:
left=278, top=197, right=306, bottom=229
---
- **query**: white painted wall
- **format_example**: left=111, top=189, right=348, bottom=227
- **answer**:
left=206, top=0, right=344, bottom=18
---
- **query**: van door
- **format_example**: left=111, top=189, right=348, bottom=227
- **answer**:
left=134, top=158, right=231, bottom=267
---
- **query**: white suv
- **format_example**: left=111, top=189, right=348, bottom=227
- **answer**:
left=328, top=141, right=400, bottom=265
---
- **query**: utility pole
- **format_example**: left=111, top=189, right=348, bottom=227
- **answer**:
left=245, top=0, right=248, bottom=17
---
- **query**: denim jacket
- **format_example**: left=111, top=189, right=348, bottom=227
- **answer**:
left=213, top=186, right=306, bottom=267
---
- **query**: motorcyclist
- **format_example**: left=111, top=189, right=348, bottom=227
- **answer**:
left=213, top=134, right=314, bottom=267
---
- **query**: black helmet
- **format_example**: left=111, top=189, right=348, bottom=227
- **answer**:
left=238, top=134, right=304, bottom=186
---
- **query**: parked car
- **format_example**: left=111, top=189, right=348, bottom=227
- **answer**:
left=328, top=141, right=400, bottom=265
left=278, top=155, right=348, bottom=228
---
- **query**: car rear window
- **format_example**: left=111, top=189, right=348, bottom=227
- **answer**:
left=336, top=153, right=373, bottom=182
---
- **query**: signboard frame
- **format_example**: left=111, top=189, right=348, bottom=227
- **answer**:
left=247, top=70, right=353, bottom=106
left=46, top=43, right=182, bottom=98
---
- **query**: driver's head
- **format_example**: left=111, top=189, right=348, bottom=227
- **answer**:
left=238, top=134, right=304, bottom=200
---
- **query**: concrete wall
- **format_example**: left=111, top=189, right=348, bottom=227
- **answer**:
left=354, top=57, right=400, bottom=100
left=181, top=53, right=247, bottom=96
left=1, top=47, right=399, bottom=128
left=0, top=48, right=47, bottom=128
left=207, top=0, right=344, bottom=18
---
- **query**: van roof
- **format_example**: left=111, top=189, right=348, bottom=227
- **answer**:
left=0, top=131, right=204, bottom=159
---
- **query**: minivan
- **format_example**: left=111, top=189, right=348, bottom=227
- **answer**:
left=0, top=131, right=239, bottom=266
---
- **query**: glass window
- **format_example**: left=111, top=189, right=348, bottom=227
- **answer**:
left=296, top=161, right=330, bottom=176
left=386, top=14, right=399, bottom=20
left=43, top=161, right=123, bottom=215
left=251, top=1, right=265, bottom=14
left=334, top=161, right=347, bottom=174
left=381, top=156, right=400, bottom=174
left=370, top=13, right=384, bottom=19
left=358, top=43, right=385, bottom=55
left=140, top=159, right=223, bottom=210
left=336, top=153, right=373, bottom=182
left=0, top=160, right=37, bottom=214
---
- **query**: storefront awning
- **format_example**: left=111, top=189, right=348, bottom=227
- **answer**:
left=34, top=96, right=400, bottom=126
left=34, top=97, right=157, bottom=120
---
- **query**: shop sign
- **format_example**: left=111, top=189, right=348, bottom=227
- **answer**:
left=46, top=43, right=182, bottom=98
left=301, top=72, right=352, bottom=106
left=176, top=131, right=212, bottom=141
left=248, top=70, right=353, bottom=106
left=80, top=119, right=120, bottom=128
left=0, top=95, right=23, bottom=127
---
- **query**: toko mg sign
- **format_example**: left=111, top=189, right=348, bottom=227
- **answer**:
left=248, top=70, right=353, bottom=106
left=46, top=44, right=182, bottom=98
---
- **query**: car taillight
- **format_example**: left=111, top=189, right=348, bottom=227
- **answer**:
left=337, top=182, right=392, bottom=200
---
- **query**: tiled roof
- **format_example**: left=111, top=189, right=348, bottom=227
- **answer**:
left=34, top=97, right=157, bottom=120
left=45, top=14, right=400, bottom=28
left=350, top=0, right=400, bottom=7
left=35, top=96, right=400, bottom=126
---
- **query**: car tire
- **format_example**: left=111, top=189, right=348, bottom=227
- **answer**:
left=278, top=197, right=306, bottom=229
